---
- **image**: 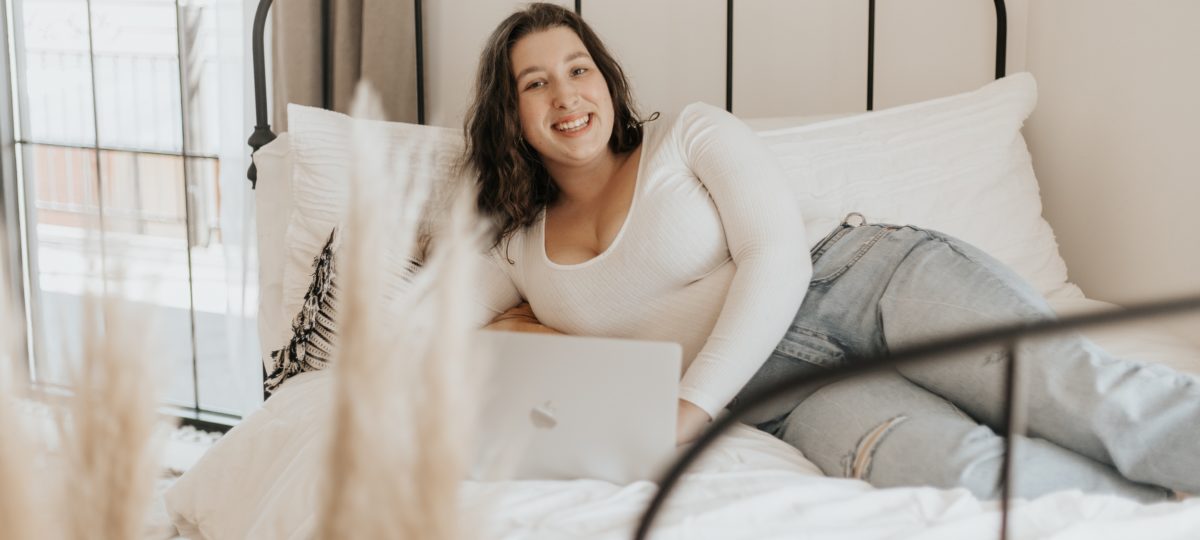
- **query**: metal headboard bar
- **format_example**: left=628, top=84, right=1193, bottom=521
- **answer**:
left=246, top=0, right=276, bottom=188
left=321, top=0, right=331, bottom=110
left=994, top=0, right=1008, bottom=79
left=865, top=0, right=1007, bottom=111
left=867, top=0, right=876, bottom=110
left=415, top=0, right=426, bottom=125
left=246, top=0, right=430, bottom=185
left=725, top=0, right=733, bottom=112
left=248, top=0, right=1008, bottom=184
left=633, top=292, right=1200, bottom=540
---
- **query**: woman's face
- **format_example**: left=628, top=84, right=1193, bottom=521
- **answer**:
left=511, top=26, right=614, bottom=171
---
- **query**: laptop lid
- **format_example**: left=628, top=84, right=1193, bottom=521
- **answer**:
left=472, top=330, right=682, bottom=484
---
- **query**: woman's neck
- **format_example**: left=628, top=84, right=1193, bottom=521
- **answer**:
left=545, top=150, right=631, bottom=207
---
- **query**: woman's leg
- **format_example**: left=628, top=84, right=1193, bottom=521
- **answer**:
left=774, top=369, right=1170, bottom=502
left=877, top=228, right=1200, bottom=493
left=742, top=222, right=1193, bottom=499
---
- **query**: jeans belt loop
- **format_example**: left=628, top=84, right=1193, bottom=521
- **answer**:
left=843, top=212, right=867, bottom=227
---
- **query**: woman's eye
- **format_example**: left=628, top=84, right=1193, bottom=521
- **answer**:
left=525, top=80, right=545, bottom=90
left=571, top=67, right=588, bottom=76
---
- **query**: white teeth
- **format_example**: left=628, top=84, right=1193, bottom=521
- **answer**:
left=554, top=115, right=590, bottom=132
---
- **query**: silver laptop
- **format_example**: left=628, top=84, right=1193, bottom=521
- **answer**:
left=471, top=330, right=682, bottom=484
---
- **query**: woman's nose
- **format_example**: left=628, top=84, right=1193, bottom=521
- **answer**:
left=552, top=82, right=580, bottom=109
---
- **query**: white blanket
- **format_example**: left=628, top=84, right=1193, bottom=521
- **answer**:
left=167, top=299, right=1200, bottom=539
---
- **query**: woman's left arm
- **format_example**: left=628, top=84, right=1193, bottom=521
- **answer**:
left=675, top=103, right=812, bottom=435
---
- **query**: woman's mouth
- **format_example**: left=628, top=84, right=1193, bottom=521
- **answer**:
left=553, top=114, right=592, bottom=134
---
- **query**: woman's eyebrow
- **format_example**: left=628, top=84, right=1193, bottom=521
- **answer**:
left=515, top=65, right=544, bottom=82
left=515, top=50, right=591, bottom=82
left=564, top=50, right=589, bottom=63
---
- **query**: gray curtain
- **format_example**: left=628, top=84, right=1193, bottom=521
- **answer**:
left=271, top=0, right=419, bottom=131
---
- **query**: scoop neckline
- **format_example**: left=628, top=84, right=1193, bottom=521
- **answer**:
left=539, top=146, right=647, bottom=270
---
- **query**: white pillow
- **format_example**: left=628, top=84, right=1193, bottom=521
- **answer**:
left=742, top=113, right=848, bottom=132
left=251, top=134, right=295, bottom=370
left=281, top=104, right=469, bottom=338
left=754, top=72, right=1080, bottom=298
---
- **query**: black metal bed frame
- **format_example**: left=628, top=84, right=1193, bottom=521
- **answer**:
left=245, top=0, right=1004, bottom=185
left=243, top=2, right=1200, bottom=539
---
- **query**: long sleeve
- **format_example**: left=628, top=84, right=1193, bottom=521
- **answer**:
left=675, top=103, right=812, bottom=417
left=472, top=249, right=522, bottom=329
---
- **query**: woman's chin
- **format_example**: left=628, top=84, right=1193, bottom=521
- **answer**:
left=537, top=137, right=610, bottom=168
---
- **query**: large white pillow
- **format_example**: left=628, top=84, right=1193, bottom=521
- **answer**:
left=280, top=104, right=469, bottom=342
left=755, top=72, right=1080, bottom=298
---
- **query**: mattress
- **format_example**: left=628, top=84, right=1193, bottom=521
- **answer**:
left=165, top=296, right=1200, bottom=539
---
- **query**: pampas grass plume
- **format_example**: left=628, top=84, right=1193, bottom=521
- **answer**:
left=0, top=281, right=45, bottom=540
left=56, top=281, right=172, bottom=539
left=0, top=257, right=167, bottom=540
left=316, top=81, right=484, bottom=540
left=0, top=374, right=41, bottom=540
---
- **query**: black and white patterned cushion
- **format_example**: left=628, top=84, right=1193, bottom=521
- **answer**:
left=264, top=230, right=339, bottom=395
left=264, top=229, right=424, bottom=395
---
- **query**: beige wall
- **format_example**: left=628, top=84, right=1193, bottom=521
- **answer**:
left=1023, top=0, right=1200, bottom=343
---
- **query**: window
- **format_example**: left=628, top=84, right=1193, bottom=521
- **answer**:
left=5, top=0, right=260, bottom=423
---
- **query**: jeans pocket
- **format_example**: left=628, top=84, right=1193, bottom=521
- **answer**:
left=733, top=326, right=845, bottom=425
left=810, top=226, right=901, bottom=285
left=775, top=325, right=845, bottom=369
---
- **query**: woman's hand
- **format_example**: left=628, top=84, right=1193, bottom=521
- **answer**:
left=484, top=302, right=563, bottom=335
left=676, top=399, right=712, bottom=446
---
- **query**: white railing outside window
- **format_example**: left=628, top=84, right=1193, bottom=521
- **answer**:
left=5, top=0, right=261, bottom=424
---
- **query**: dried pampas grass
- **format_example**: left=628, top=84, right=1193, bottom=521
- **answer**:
left=316, top=82, right=485, bottom=540
left=0, top=282, right=45, bottom=540
left=1, top=255, right=168, bottom=540
left=0, top=375, right=40, bottom=540
left=55, top=282, right=172, bottom=539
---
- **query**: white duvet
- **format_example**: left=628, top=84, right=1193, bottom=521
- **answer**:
left=166, top=299, right=1200, bottom=539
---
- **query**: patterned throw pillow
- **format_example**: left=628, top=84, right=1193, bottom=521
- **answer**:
left=264, top=228, right=424, bottom=395
left=265, top=230, right=339, bottom=395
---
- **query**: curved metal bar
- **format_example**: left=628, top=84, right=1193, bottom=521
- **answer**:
left=247, top=0, right=277, bottom=188
left=632, top=292, right=1200, bottom=540
left=866, top=0, right=1007, bottom=111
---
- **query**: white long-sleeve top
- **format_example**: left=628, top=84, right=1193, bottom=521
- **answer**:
left=477, top=102, right=812, bottom=417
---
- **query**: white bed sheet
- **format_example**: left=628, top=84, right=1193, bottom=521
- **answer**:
left=167, top=296, right=1200, bottom=539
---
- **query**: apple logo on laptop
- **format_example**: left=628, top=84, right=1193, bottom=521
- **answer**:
left=529, top=401, right=558, bottom=430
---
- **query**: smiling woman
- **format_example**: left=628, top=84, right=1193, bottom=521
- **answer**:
left=512, top=31, right=614, bottom=165
left=466, top=3, right=811, bottom=447
left=509, top=28, right=643, bottom=266
left=465, top=5, right=648, bottom=252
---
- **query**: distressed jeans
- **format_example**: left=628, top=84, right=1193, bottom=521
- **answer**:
left=733, top=221, right=1200, bottom=502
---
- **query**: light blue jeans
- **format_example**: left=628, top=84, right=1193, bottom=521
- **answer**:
left=733, top=221, right=1199, bottom=502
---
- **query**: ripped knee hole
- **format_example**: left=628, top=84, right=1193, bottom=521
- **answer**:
left=842, top=415, right=909, bottom=480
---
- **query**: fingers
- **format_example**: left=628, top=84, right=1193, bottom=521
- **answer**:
left=675, top=399, right=712, bottom=446
left=508, top=302, right=535, bottom=317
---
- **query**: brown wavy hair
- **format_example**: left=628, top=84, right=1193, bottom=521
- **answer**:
left=465, top=3, right=647, bottom=250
